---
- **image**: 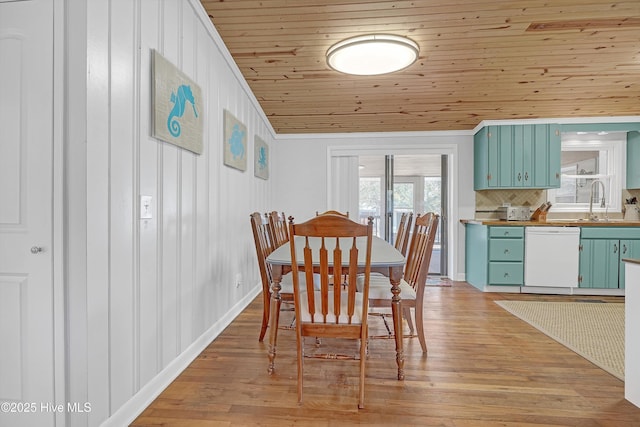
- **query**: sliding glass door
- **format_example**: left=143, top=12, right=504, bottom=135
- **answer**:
left=358, top=154, right=445, bottom=275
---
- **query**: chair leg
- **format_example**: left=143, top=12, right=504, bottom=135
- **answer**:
left=259, top=291, right=271, bottom=342
left=358, top=326, right=367, bottom=409
left=297, top=334, right=304, bottom=404
left=403, top=305, right=414, bottom=334
left=415, top=305, right=427, bottom=353
left=268, top=295, right=282, bottom=374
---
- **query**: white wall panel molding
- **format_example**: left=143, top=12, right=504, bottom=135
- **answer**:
left=101, top=286, right=260, bottom=427
left=86, top=0, right=111, bottom=423
left=75, top=0, right=278, bottom=425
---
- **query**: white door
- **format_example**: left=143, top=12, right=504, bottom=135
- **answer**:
left=0, top=1, right=56, bottom=426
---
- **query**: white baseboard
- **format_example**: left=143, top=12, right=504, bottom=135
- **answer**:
left=571, top=287, right=625, bottom=296
left=484, top=285, right=521, bottom=293
left=100, top=285, right=261, bottom=427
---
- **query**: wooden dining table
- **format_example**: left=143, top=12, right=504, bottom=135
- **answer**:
left=266, top=235, right=408, bottom=380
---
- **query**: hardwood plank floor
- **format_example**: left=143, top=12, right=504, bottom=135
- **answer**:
left=132, top=281, right=640, bottom=426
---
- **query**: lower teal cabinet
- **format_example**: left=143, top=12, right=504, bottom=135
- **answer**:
left=466, top=224, right=524, bottom=288
left=488, top=262, right=524, bottom=285
left=579, top=239, right=621, bottom=288
left=619, top=240, right=640, bottom=288
left=579, top=228, right=640, bottom=289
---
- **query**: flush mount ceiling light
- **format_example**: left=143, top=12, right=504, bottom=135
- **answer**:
left=326, top=34, right=419, bottom=76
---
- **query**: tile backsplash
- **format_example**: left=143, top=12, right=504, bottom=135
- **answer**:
left=475, top=189, right=546, bottom=219
left=474, top=188, right=640, bottom=219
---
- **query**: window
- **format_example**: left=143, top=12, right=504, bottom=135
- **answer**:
left=547, top=132, right=626, bottom=213
left=359, top=176, right=382, bottom=236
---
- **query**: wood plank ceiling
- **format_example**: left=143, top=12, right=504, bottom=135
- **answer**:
left=200, top=0, right=640, bottom=134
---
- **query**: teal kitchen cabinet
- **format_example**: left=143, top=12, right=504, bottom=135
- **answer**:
left=579, top=227, right=640, bottom=289
left=474, top=124, right=561, bottom=190
left=474, top=125, right=507, bottom=189
left=627, top=131, right=640, bottom=189
left=474, top=125, right=513, bottom=189
left=533, top=124, right=562, bottom=188
left=465, top=224, right=524, bottom=288
left=618, top=240, right=640, bottom=288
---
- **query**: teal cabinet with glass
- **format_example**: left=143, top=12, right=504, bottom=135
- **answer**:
left=473, top=124, right=561, bottom=190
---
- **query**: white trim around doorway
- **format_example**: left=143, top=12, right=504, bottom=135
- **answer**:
left=327, top=143, right=460, bottom=281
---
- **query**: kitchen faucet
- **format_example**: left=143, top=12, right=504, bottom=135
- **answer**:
left=589, top=179, right=607, bottom=220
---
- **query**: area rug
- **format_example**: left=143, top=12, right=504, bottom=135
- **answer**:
left=426, top=277, right=451, bottom=287
left=495, top=300, right=624, bottom=380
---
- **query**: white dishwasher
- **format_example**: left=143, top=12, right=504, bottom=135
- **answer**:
left=524, top=226, right=581, bottom=288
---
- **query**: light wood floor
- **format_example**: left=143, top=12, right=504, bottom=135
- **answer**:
left=132, top=281, right=640, bottom=426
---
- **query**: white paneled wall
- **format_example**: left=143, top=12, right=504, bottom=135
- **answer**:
left=67, top=1, right=274, bottom=425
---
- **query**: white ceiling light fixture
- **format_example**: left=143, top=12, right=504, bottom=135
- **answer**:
left=326, top=34, right=419, bottom=76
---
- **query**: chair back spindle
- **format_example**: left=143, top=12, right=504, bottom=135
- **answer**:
left=267, top=211, right=289, bottom=248
left=404, top=212, right=439, bottom=293
left=394, top=212, right=413, bottom=256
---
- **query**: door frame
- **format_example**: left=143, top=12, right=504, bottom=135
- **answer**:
left=327, top=144, right=459, bottom=280
left=52, top=0, right=67, bottom=424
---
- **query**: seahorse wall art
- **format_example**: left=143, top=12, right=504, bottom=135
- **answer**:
left=228, top=124, right=246, bottom=160
left=223, top=110, right=247, bottom=171
left=167, top=84, right=198, bottom=138
left=152, top=50, right=203, bottom=154
left=254, top=136, right=269, bottom=179
left=258, top=146, right=267, bottom=170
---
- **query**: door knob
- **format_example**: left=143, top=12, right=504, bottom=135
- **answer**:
left=30, top=246, right=43, bottom=254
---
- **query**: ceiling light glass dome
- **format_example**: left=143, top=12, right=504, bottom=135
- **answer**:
left=326, top=34, right=419, bottom=76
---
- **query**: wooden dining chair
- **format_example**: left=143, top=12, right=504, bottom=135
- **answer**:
left=394, top=212, right=413, bottom=256
left=316, top=210, right=349, bottom=218
left=315, top=211, right=351, bottom=286
left=364, top=212, right=439, bottom=353
left=266, top=211, right=289, bottom=248
left=250, top=212, right=290, bottom=342
left=370, top=212, right=413, bottom=281
left=288, top=214, right=373, bottom=409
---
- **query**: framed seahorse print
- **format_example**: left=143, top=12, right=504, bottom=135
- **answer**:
left=223, top=110, right=247, bottom=171
left=151, top=49, right=203, bottom=154
left=254, top=136, right=269, bottom=180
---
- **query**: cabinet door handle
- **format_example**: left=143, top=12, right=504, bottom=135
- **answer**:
left=504, top=272, right=510, bottom=278
left=517, top=172, right=522, bottom=182
left=504, top=231, right=509, bottom=236
left=504, top=249, right=509, bottom=254
left=614, top=243, right=618, bottom=254
left=623, top=244, right=628, bottom=254
left=525, top=172, right=529, bottom=181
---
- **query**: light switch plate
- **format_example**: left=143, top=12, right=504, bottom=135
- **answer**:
left=140, top=196, right=153, bottom=219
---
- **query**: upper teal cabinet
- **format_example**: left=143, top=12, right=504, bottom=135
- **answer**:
left=474, top=124, right=561, bottom=190
left=627, top=131, right=640, bottom=189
